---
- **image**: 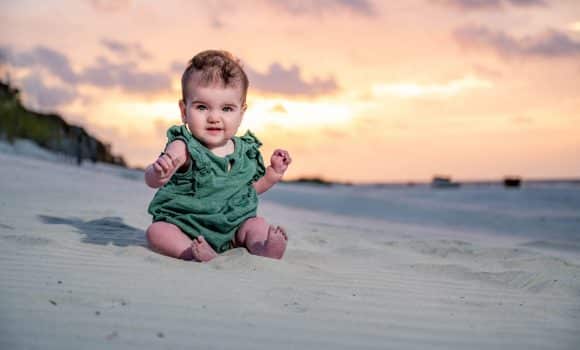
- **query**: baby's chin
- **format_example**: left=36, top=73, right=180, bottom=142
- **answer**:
left=201, top=137, right=233, bottom=151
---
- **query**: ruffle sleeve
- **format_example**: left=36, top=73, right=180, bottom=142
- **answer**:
left=240, top=130, right=266, bottom=183
left=166, top=124, right=191, bottom=144
left=165, top=125, right=210, bottom=172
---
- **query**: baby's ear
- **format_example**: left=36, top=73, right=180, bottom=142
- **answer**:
left=242, top=103, right=248, bottom=113
left=179, top=100, right=187, bottom=123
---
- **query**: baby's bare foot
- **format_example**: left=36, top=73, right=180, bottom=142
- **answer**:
left=191, top=236, right=218, bottom=262
left=262, top=226, right=288, bottom=259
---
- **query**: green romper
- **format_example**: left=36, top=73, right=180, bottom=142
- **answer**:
left=147, top=125, right=266, bottom=253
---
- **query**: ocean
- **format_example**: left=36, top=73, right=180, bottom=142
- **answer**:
left=262, top=181, right=580, bottom=245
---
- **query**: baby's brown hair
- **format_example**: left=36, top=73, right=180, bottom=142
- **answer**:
left=181, top=50, right=249, bottom=103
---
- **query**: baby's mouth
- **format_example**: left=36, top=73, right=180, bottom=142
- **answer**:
left=206, top=127, right=223, bottom=134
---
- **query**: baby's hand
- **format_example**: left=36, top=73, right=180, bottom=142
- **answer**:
left=153, top=152, right=178, bottom=177
left=270, top=149, right=292, bottom=175
left=145, top=141, right=187, bottom=188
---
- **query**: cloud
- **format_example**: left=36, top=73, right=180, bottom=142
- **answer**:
left=431, top=0, right=546, bottom=11
left=1, top=46, right=171, bottom=94
left=20, top=75, right=77, bottom=110
left=101, top=39, right=152, bottom=60
left=432, top=0, right=502, bottom=10
left=170, top=60, right=185, bottom=73
left=80, top=57, right=171, bottom=94
left=0, top=48, right=7, bottom=63
left=454, top=25, right=580, bottom=58
left=264, top=0, right=375, bottom=17
left=506, top=0, right=547, bottom=7
left=1, top=46, right=78, bottom=84
left=247, top=63, right=339, bottom=96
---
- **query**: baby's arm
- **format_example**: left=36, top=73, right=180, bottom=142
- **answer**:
left=144, top=140, right=189, bottom=188
left=253, top=149, right=292, bottom=195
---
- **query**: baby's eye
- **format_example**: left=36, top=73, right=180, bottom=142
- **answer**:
left=195, top=105, right=207, bottom=111
left=222, top=106, right=234, bottom=112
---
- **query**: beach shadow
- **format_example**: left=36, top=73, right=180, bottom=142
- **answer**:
left=38, top=215, right=147, bottom=247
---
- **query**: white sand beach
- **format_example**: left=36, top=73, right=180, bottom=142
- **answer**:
left=1, top=148, right=579, bottom=350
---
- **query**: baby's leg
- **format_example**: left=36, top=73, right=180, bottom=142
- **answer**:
left=146, top=222, right=217, bottom=262
left=236, top=217, right=287, bottom=259
left=146, top=222, right=194, bottom=260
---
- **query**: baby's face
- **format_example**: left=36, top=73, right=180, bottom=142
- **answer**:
left=180, top=80, right=246, bottom=151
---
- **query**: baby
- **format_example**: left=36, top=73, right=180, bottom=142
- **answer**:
left=145, top=50, right=291, bottom=262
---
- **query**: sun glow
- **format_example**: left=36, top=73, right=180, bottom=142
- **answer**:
left=242, top=98, right=355, bottom=131
left=569, top=21, right=580, bottom=32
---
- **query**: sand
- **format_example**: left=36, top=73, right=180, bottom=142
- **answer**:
left=0, top=150, right=579, bottom=350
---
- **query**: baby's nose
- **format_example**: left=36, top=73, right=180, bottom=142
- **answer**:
left=207, top=111, right=220, bottom=122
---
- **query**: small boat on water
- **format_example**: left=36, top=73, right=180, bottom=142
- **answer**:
left=431, top=176, right=461, bottom=188
left=503, top=176, right=522, bottom=188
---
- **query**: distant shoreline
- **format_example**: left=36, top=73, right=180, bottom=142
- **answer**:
left=1, top=141, right=577, bottom=187
left=283, top=176, right=580, bottom=188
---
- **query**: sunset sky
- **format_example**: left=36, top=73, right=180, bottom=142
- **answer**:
left=1, top=0, right=579, bottom=183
